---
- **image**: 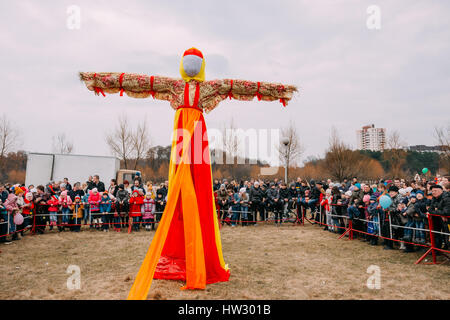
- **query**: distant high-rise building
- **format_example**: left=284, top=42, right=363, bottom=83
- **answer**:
left=356, top=124, right=386, bottom=151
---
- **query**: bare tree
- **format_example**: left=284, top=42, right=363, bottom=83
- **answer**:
left=0, top=114, right=19, bottom=161
left=106, top=114, right=152, bottom=170
left=276, top=122, right=304, bottom=181
left=222, top=117, right=241, bottom=164
left=131, top=120, right=151, bottom=170
left=220, top=118, right=241, bottom=177
left=383, top=130, right=407, bottom=178
left=106, top=114, right=134, bottom=169
left=435, top=124, right=450, bottom=174
left=323, top=127, right=366, bottom=181
left=52, top=132, right=74, bottom=154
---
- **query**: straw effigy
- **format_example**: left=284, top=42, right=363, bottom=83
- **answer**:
left=79, top=72, right=297, bottom=113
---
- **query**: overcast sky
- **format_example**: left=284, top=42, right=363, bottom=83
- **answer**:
left=1, top=0, right=449, bottom=165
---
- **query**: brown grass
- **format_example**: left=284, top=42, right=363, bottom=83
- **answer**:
left=0, top=224, right=449, bottom=300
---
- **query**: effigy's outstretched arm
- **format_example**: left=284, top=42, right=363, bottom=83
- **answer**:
left=203, top=79, right=298, bottom=109
left=79, top=72, right=184, bottom=101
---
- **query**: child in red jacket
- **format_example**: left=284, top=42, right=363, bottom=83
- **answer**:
left=47, top=195, right=59, bottom=231
left=22, top=192, right=35, bottom=231
left=128, top=189, right=144, bottom=233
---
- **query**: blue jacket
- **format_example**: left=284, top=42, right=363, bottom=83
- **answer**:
left=99, top=196, right=112, bottom=213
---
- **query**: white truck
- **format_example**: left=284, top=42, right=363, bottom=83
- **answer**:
left=25, top=152, right=140, bottom=187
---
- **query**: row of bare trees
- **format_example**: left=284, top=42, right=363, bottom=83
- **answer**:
left=105, top=114, right=151, bottom=170
left=0, top=110, right=448, bottom=184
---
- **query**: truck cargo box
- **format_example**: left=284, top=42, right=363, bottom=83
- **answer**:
left=25, top=152, right=120, bottom=187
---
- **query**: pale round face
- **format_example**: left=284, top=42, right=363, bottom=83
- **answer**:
left=182, top=55, right=203, bottom=77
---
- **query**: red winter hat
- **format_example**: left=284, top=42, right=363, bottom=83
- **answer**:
left=183, top=47, right=203, bottom=59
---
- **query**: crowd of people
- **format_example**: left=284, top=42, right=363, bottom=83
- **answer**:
left=0, top=174, right=169, bottom=242
left=1, top=173, right=449, bottom=256
left=213, top=175, right=450, bottom=253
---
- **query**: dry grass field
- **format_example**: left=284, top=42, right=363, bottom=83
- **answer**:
left=1, top=223, right=449, bottom=300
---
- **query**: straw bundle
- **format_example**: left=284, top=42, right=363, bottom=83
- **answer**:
left=79, top=72, right=298, bottom=112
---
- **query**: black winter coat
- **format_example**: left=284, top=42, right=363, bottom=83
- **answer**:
left=249, top=187, right=264, bottom=202
left=428, top=192, right=450, bottom=217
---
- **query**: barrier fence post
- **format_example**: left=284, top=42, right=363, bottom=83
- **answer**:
left=388, top=212, right=393, bottom=240
left=301, top=206, right=305, bottom=226
left=338, top=218, right=353, bottom=240
left=32, top=210, right=36, bottom=235
left=7, top=211, right=10, bottom=239
left=377, top=211, right=381, bottom=237
left=416, top=214, right=439, bottom=265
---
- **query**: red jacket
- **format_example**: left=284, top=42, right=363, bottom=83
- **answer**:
left=22, top=198, right=34, bottom=215
left=129, top=195, right=144, bottom=217
left=47, top=197, right=59, bottom=212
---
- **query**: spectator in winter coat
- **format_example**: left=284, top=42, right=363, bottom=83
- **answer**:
left=157, top=183, right=168, bottom=199
left=131, top=179, right=146, bottom=195
left=330, top=186, right=344, bottom=232
left=367, top=195, right=382, bottom=245
left=142, top=193, right=156, bottom=231
left=59, top=190, right=73, bottom=228
left=382, top=186, right=405, bottom=250
left=69, top=182, right=85, bottom=201
left=217, top=185, right=229, bottom=223
left=155, top=192, right=166, bottom=223
left=288, top=183, right=299, bottom=213
left=21, top=192, right=34, bottom=231
left=88, top=188, right=102, bottom=229
left=4, top=193, right=20, bottom=240
left=347, top=184, right=364, bottom=220
left=123, top=180, right=132, bottom=194
left=279, top=182, right=290, bottom=217
left=402, top=193, right=426, bottom=245
left=0, top=185, right=9, bottom=203
left=47, top=195, right=59, bottom=231
left=99, top=191, right=112, bottom=231
left=249, top=182, right=265, bottom=224
left=71, top=196, right=84, bottom=232
left=108, top=179, right=119, bottom=198
left=115, top=184, right=129, bottom=227
left=236, top=188, right=249, bottom=226
left=33, top=185, right=50, bottom=234
left=0, top=199, right=8, bottom=243
left=128, top=189, right=144, bottom=233
left=63, top=178, right=72, bottom=191
left=267, top=183, right=282, bottom=225
left=229, top=190, right=242, bottom=226
left=90, top=175, right=106, bottom=192
left=213, top=179, right=221, bottom=191
left=428, top=184, right=450, bottom=249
